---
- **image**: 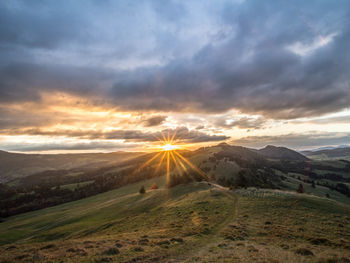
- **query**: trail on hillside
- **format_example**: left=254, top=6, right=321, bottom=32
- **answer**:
left=172, top=184, right=238, bottom=262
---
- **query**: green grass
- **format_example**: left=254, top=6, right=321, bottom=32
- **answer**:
left=281, top=173, right=350, bottom=204
left=0, top=178, right=349, bottom=263
left=59, top=181, right=94, bottom=190
left=0, top=177, right=236, bottom=262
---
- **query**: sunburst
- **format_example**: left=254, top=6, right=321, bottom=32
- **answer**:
left=161, top=143, right=179, bottom=151
left=133, top=130, right=208, bottom=187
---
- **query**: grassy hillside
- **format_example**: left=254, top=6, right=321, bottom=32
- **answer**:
left=258, top=145, right=309, bottom=161
left=2, top=143, right=349, bottom=220
left=0, top=177, right=349, bottom=262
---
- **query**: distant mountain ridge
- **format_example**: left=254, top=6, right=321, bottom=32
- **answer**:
left=0, top=144, right=310, bottom=183
left=302, top=147, right=350, bottom=159
left=0, top=150, right=145, bottom=183
left=306, top=145, right=349, bottom=152
left=257, top=145, right=309, bottom=161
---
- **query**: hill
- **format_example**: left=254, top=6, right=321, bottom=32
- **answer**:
left=0, top=178, right=349, bottom=262
left=0, top=150, right=144, bottom=183
left=302, top=147, right=350, bottom=161
left=257, top=145, right=309, bottom=161
left=1, top=143, right=349, bottom=218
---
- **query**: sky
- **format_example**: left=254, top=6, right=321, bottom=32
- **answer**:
left=0, top=0, right=350, bottom=153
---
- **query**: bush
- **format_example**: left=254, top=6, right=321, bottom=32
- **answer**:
left=297, top=183, right=304, bottom=193
left=139, top=186, right=146, bottom=194
left=103, top=247, right=119, bottom=255
left=151, top=183, right=158, bottom=190
left=295, top=248, right=314, bottom=256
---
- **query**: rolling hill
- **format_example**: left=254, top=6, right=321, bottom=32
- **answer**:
left=1, top=143, right=349, bottom=219
left=0, top=178, right=349, bottom=262
left=257, top=145, right=309, bottom=161
left=0, top=143, right=350, bottom=262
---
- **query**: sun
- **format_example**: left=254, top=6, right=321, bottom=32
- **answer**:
left=131, top=130, right=208, bottom=187
left=161, top=143, right=179, bottom=151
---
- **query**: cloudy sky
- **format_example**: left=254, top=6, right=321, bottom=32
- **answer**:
left=1, top=0, right=350, bottom=153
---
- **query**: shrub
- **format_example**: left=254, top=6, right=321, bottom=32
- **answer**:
left=139, top=186, right=146, bottom=194
left=151, top=183, right=158, bottom=190
left=297, top=183, right=304, bottom=193
left=295, top=248, right=314, bottom=256
left=103, top=247, right=119, bottom=255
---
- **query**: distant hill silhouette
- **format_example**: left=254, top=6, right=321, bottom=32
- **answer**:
left=0, top=150, right=144, bottom=183
left=302, top=147, right=350, bottom=159
left=257, top=145, right=309, bottom=161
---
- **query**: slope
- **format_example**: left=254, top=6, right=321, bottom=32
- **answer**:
left=0, top=178, right=349, bottom=263
left=258, top=145, right=309, bottom=161
left=0, top=177, right=236, bottom=262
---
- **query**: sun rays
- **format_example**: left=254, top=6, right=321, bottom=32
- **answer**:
left=161, top=143, right=179, bottom=151
left=133, top=131, right=208, bottom=187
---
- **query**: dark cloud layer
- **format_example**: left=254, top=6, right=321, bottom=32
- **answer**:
left=2, top=141, right=137, bottom=152
left=3, top=127, right=228, bottom=144
left=0, top=0, right=349, bottom=120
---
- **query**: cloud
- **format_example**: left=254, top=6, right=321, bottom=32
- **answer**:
left=1, top=141, right=138, bottom=152
left=143, top=115, right=167, bottom=127
left=291, top=115, right=350, bottom=125
left=215, top=116, right=266, bottom=130
left=0, top=0, right=349, bottom=120
left=2, top=126, right=229, bottom=144
left=232, top=132, right=350, bottom=150
left=161, top=127, right=229, bottom=143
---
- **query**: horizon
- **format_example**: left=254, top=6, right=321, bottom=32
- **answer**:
left=2, top=142, right=349, bottom=155
left=1, top=0, right=350, bottom=153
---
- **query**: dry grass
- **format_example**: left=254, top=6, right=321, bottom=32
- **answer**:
left=0, top=182, right=349, bottom=262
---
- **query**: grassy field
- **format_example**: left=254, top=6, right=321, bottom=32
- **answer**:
left=0, top=177, right=349, bottom=262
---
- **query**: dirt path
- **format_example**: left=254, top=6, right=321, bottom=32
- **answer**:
left=172, top=184, right=239, bottom=262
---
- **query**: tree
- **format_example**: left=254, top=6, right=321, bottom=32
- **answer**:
left=297, top=183, right=304, bottom=193
left=151, top=183, right=158, bottom=190
left=139, top=185, right=146, bottom=194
